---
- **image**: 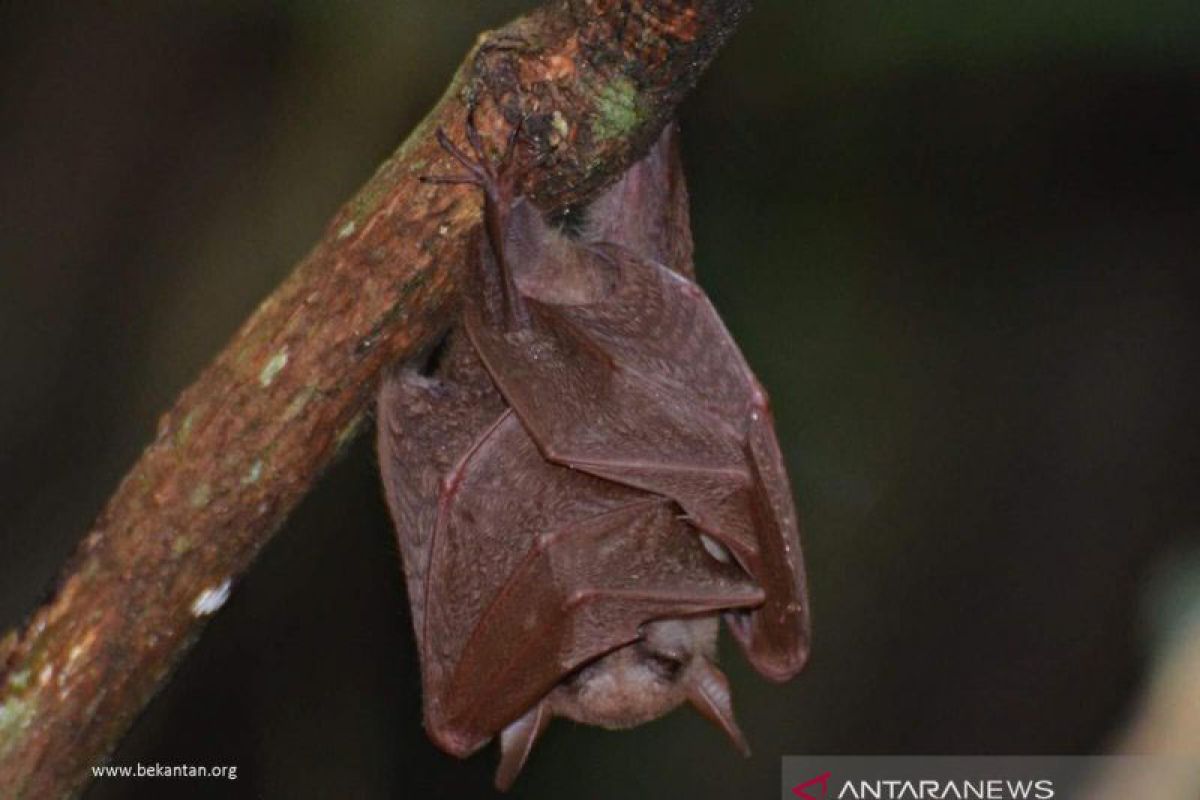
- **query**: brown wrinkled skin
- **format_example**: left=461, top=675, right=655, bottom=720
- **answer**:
left=377, top=125, right=810, bottom=790
left=0, top=3, right=752, bottom=798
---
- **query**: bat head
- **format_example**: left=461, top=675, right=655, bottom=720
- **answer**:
left=495, top=615, right=750, bottom=790
left=551, top=616, right=718, bottom=728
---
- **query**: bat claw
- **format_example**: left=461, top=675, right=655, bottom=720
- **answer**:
left=419, top=173, right=484, bottom=187
left=464, top=105, right=488, bottom=163
left=502, top=113, right=526, bottom=164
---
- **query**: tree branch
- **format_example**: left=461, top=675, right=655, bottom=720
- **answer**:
left=0, top=1, right=751, bottom=796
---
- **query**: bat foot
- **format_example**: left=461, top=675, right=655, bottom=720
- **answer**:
left=426, top=104, right=533, bottom=330
left=422, top=105, right=524, bottom=204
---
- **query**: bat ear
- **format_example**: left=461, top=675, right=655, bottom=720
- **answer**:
left=494, top=700, right=552, bottom=791
left=683, top=657, right=751, bottom=757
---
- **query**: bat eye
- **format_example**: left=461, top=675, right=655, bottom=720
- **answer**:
left=644, top=651, right=685, bottom=681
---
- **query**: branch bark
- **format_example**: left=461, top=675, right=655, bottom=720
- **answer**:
left=0, top=1, right=751, bottom=796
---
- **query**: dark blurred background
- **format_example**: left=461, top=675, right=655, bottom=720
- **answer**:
left=2, top=1, right=1199, bottom=798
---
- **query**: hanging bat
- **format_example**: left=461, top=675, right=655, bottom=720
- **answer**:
left=377, top=117, right=810, bottom=789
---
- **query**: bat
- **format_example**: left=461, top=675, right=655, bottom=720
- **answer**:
left=377, top=116, right=810, bottom=789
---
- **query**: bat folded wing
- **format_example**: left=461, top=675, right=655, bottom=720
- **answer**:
left=420, top=410, right=763, bottom=757
left=465, top=250, right=812, bottom=684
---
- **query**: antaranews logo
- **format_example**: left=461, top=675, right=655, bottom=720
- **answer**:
left=779, top=756, right=1144, bottom=800
left=790, top=772, right=1053, bottom=800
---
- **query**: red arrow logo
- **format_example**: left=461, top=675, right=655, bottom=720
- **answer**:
left=792, top=771, right=832, bottom=800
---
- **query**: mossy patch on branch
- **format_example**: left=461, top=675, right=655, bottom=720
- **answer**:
left=591, top=75, right=643, bottom=143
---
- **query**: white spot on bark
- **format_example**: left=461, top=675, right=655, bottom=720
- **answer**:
left=259, top=349, right=289, bottom=387
left=242, top=459, right=263, bottom=485
left=337, top=220, right=356, bottom=239
left=191, top=579, right=232, bottom=617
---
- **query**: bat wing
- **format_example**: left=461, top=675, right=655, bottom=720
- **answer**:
left=376, top=333, right=506, bottom=636
left=465, top=246, right=810, bottom=681
left=420, top=407, right=764, bottom=757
